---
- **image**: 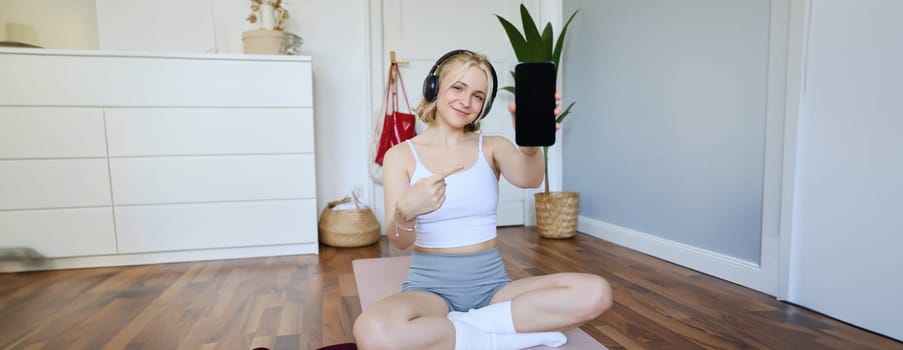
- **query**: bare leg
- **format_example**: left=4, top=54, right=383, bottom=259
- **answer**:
left=490, top=272, right=612, bottom=332
left=353, top=291, right=454, bottom=350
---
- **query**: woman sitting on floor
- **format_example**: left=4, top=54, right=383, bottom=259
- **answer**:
left=353, top=49, right=612, bottom=350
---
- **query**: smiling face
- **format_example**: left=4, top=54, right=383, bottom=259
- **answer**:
left=413, top=51, right=496, bottom=133
left=435, top=65, right=489, bottom=129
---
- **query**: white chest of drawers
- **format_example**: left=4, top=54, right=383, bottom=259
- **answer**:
left=0, top=48, right=318, bottom=272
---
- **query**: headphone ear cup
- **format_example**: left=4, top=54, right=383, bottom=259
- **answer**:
left=422, top=74, right=439, bottom=102
left=480, top=102, right=492, bottom=119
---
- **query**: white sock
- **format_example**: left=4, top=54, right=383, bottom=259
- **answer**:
left=447, top=301, right=517, bottom=333
left=452, top=319, right=566, bottom=350
left=497, top=331, right=568, bottom=349
left=448, top=302, right=569, bottom=349
left=451, top=319, right=496, bottom=350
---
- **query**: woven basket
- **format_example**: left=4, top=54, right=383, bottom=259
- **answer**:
left=534, top=192, right=579, bottom=239
left=241, top=29, right=285, bottom=55
left=318, top=197, right=380, bottom=247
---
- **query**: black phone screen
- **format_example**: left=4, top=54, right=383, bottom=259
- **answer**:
left=514, top=62, right=557, bottom=147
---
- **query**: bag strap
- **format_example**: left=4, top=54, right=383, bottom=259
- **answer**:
left=392, top=62, right=413, bottom=112
left=384, top=63, right=396, bottom=111
left=391, top=63, right=400, bottom=113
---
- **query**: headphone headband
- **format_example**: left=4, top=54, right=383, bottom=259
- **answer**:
left=422, top=49, right=498, bottom=120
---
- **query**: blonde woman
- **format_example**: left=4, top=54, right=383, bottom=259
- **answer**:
left=353, top=50, right=611, bottom=350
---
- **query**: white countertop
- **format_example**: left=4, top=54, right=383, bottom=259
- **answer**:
left=0, top=47, right=311, bottom=62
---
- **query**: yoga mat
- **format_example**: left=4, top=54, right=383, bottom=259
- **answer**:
left=352, top=255, right=607, bottom=349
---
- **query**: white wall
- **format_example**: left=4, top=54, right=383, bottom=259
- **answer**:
left=96, top=0, right=217, bottom=53
left=91, top=0, right=373, bottom=212
left=0, top=0, right=98, bottom=49
left=561, top=0, right=902, bottom=339
left=787, top=0, right=903, bottom=341
left=562, top=0, right=788, bottom=295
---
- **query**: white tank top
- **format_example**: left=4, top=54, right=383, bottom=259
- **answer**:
left=407, top=134, right=498, bottom=248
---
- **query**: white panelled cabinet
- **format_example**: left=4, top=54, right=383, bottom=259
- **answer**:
left=0, top=48, right=318, bottom=272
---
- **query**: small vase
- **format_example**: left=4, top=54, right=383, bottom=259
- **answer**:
left=281, top=33, right=303, bottom=55
left=260, top=3, right=276, bottom=30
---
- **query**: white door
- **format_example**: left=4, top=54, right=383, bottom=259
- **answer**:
left=371, top=0, right=538, bottom=226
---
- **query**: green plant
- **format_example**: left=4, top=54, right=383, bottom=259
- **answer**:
left=496, top=4, right=579, bottom=193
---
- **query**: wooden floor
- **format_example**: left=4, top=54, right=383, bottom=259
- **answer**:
left=1, top=227, right=900, bottom=350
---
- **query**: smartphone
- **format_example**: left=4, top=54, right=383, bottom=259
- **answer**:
left=515, top=61, right=557, bottom=147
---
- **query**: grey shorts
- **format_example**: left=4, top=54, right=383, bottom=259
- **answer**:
left=401, top=247, right=511, bottom=312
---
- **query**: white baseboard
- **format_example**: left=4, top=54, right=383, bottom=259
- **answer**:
left=579, top=216, right=776, bottom=296
left=0, top=243, right=319, bottom=273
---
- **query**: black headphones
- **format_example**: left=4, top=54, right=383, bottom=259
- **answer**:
left=422, top=49, right=499, bottom=119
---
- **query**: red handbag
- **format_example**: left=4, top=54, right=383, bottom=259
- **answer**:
left=374, top=62, right=416, bottom=165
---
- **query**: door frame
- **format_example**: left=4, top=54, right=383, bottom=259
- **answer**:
left=363, top=0, right=566, bottom=228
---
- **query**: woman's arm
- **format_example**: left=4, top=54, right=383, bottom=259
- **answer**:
left=382, top=143, right=463, bottom=250
left=488, top=136, right=545, bottom=189
left=382, top=145, right=418, bottom=249
left=490, top=93, right=563, bottom=189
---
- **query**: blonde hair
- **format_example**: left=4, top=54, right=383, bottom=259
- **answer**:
left=414, top=51, right=495, bottom=133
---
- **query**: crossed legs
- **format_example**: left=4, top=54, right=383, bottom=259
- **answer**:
left=352, top=272, right=612, bottom=350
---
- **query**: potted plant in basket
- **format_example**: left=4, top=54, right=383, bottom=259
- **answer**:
left=497, top=4, right=580, bottom=239
left=243, top=0, right=290, bottom=54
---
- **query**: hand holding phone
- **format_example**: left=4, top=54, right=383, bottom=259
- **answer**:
left=514, top=62, right=557, bottom=147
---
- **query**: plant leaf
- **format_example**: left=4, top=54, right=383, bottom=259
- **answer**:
left=552, top=9, right=580, bottom=67
left=496, top=15, right=529, bottom=61
left=555, top=101, right=576, bottom=124
left=504, top=72, right=516, bottom=93
left=541, top=23, right=554, bottom=62
left=519, top=4, right=545, bottom=61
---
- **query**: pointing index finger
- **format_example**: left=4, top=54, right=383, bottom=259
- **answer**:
left=434, top=164, right=464, bottom=181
